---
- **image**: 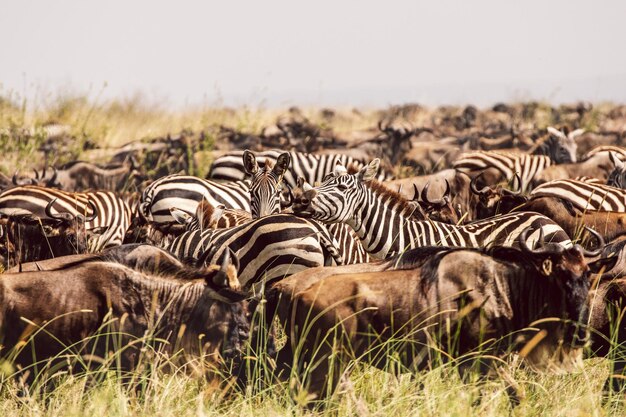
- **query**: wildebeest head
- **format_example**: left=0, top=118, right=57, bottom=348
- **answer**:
left=411, top=180, right=460, bottom=224
left=543, top=126, right=584, bottom=164
left=12, top=167, right=60, bottom=188
left=607, top=151, right=626, bottom=189
left=3, top=211, right=92, bottom=267
left=377, top=120, right=414, bottom=165
left=470, top=172, right=528, bottom=218
left=517, top=227, right=591, bottom=365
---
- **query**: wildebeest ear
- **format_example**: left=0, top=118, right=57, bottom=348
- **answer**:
left=610, top=152, right=625, bottom=170
left=358, top=158, right=380, bottom=182
left=243, top=150, right=258, bottom=175
left=569, top=128, right=585, bottom=140
left=170, top=207, right=193, bottom=225
left=588, top=254, right=619, bottom=276
left=547, top=126, right=566, bottom=139
left=211, top=248, right=240, bottom=289
left=274, top=152, right=291, bottom=177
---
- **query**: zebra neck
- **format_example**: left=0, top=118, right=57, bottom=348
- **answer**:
left=348, top=188, right=416, bottom=259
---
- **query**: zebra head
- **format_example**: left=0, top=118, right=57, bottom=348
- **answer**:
left=293, top=158, right=380, bottom=224
left=545, top=126, right=583, bottom=164
left=243, top=150, right=291, bottom=218
left=607, top=152, right=626, bottom=189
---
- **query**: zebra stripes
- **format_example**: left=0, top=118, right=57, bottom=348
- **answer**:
left=243, top=150, right=289, bottom=218
left=208, top=149, right=390, bottom=188
left=531, top=179, right=626, bottom=212
left=140, top=174, right=251, bottom=224
left=453, top=151, right=552, bottom=192
left=167, top=214, right=344, bottom=291
left=243, top=150, right=370, bottom=264
left=0, top=185, right=132, bottom=252
left=294, top=159, right=572, bottom=260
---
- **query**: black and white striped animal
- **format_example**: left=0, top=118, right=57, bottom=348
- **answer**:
left=243, top=150, right=370, bottom=264
left=453, top=151, right=551, bottom=192
left=453, top=127, right=582, bottom=192
left=208, top=149, right=390, bottom=188
left=140, top=174, right=251, bottom=224
left=243, top=149, right=291, bottom=218
left=293, top=159, right=574, bottom=260
left=0, top=185, right=132, bottom=252
left=531, top=178, right=626, bottom=212
left=167, top=213, right=344, bottom=291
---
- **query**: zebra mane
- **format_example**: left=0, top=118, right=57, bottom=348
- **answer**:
left=365, top=180, right=417, bottom=217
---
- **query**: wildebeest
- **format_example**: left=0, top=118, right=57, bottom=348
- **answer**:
left=1, top=205, right=95, bottom=268
left=266, top=231, right=591, bottom=404
left=0, top=249, right=248, bottom=384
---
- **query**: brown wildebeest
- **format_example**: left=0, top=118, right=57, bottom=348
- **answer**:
left=515, top=196, right=626, bottom=243
left=5, top=243, right=193, bottom=273
left=588, top=275, right=626, bottom=393
left=266, top=232, right=592, bottom=405
left=1, top=209, right=94, bottom=269
left=0, top=250, right=248, bottom=385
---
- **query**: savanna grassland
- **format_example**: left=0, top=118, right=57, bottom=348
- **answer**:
left=1, top=92, right=626, bottom=417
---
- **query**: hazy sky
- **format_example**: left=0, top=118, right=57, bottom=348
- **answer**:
left=1, top=0, right=626, bottom=108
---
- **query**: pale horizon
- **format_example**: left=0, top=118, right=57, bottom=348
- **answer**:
left=2, top=0, right=625, bottom=109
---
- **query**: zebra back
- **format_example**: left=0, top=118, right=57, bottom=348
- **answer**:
left=167, top=213, right=344, bottom=291
left=453, top=151, right=552, bottom=192
left=531, top=179, right=626, bottom=212
left=208, top=150, right=390, bottom=188
left=140, top=174, right=251, bottom=224
left=0, top=185, right=131, bottom=251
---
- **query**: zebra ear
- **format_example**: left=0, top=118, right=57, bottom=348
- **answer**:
left=334, top=162, right=348, bottom=176
left=209, top=204, right=225, bottom=228
left=610, top=152, right=625, bottom=170
left=358, top=158, right=380, bottom=182
left=243, top=150, right=258, bottom=175
left=170, top=207, right=193, bottom=225
left=274, top=152, right=291, bottom=177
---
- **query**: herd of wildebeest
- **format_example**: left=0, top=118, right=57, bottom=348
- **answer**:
left=3, top=101, right=626, bottom=405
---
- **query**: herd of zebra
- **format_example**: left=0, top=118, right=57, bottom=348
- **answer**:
left=4, top=119, right=626, bottom=404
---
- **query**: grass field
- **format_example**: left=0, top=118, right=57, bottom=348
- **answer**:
left=1, top=92, right=626, bottom=416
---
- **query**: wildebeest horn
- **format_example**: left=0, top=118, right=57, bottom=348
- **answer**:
left=519, top=227, right=565, bottom=255
left=502, top=174, right=523, bottom=196
left=48, top=167, right=58, bottom=186
left=420, top=182, right=432, bottom=204
left=420, top=180, right=451, bottom=206
left=581, top=227, right=604, bottom=257
left=79, top=200, right=98, bottom=222
left=12, top=171, right=32, bottom=186
left=469, top=172, right=490, bottom=195
left=45, top=198, right=74, bottom=221
left=212, top=248, right=238, bottom=288
left=34, top=169, right=40, bottom=180
left=12, top=171, right=18, bottom=185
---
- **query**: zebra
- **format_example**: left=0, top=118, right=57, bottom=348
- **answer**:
left=293, top=159, right=575, bottom=260
left=531, top=178, right=626, bottom=212
left=140, top=174, right=251, bottom=224
left=243, top=149, right=291, bottom=218
left=166, top=213, right=344, bottom=292
left=0, top=185, right=132, bottom=252
left=453, top=126, right=581, bottom=192
left=208, top=149, right=391, bottom=188
left=243, top=150, right=370, bottom=264
left=453, top=151, right=551, bottom=193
